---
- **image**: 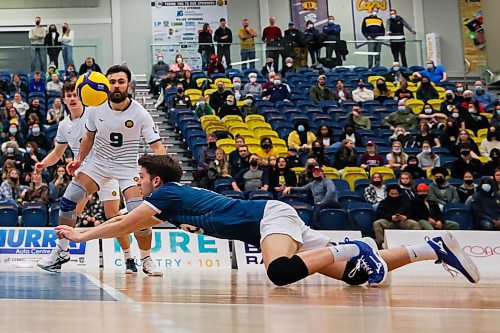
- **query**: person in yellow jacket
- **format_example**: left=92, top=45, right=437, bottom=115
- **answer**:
left=255, top=136, right=278, bottom=165
left=287, top=120, right=317, bottom=152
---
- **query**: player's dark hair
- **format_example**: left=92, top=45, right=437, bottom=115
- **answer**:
left=138, top=154, right=183, bottom=184
left=62, top=81, right=76, bottom=95
left=105, top=65, right=132, bottom=82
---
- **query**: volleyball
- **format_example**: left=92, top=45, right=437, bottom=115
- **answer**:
left=75, top=71, right=111, bottom=107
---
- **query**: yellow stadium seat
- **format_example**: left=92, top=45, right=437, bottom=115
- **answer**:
left=483, top=113, right=493, bottom=121
left=273, top=138, right=287, bottom=148
left=205, top=124, right=225, bottom=133
left=291, top=167, right=305, bottom=183
left=427, top=99, right=442, bottom=111
left=221, top=115, right=243, bottom=123
left=214, top=78, right=232, bottom=86
left=202, top=120, right=222, bottom=131
left=196, top=78, right=211, bottom=88
left=370, top=166, right=395, bottom=181
left=204, top=88, right=216, bottom=96
left=405, top=99, right=424, bottom=114
left=236, top=101, right=246, bottom=108
left=185, top=88, right=202, bottom=96
left=472, top=137, right=482, bottom=145
left=216, top=138, right=236, bottom=155
left=322, top=167, right=340, bottom=179
left=275, top=146, right=288, bottom=157
left=465, top=129, right=475, bottom=137
left=244, top=138, right=260, bottom=146
left=342, top=167, right=368, bottom=190
left=227, top=122, right=249, bottom=132
left=477, top=128, right=488, bottom=139
left=249, top=122, right=272, bottom=131
left=435, top=86, right=445, bottom=93
left=245, top=114, right=265, bottom=122
left=231, top=129, right=255, bottom=139
left=477, top=156, right=489, bottom=164
left=408, top=86, right=418, bottom=93
left=200, top=115, right=220, bottom=126
left=254, top=128, right=279, bottom=140
left=368, top=75, right=385, bottom=86
left=247, top=143, right=260, bottom=154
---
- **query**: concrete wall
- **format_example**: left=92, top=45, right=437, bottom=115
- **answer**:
left=482, top=0, right=500, bottom=73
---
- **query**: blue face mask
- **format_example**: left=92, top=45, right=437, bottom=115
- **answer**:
left=9, top=128, right=17, bottom=135
left=398, top=106, right=406, bottom=111
left=393, top=67, right=400, bottom=72
left=32, top=128, right=40, bottom=135
left=6, top=147, right=14, bottom=154
left=475, top=86, right=483, bottom=92
left=481, top=183, right=492, bottom=193
left=298, top=125, right=305, bottom=132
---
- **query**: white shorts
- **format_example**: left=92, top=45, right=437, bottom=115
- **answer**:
left=96, top=179, right=120, bottom=202
left=259, top=201, right=331, bottom=253
left=78, top=158, right=139, bottom=194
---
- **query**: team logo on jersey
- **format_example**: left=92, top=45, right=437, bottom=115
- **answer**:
left=180, top=224, right=204, bottom=234
left=125, top=120, right=134, bottom=128
left=111, top=191, right=117, bottom=197
left=133, top=176, right=139, bottom=182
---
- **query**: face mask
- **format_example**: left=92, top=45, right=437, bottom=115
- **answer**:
left=177, top=58, right=183, bottom=63
left=32, top=128, right=40, bottom=135
left=198, top=101, right=205, bottom=106
left=157, top=57, right=164, bottom=62
left=234, top=82, right=241, bottom=89
left=26, top=147, right=32, bottom=154
left=487, top=132, right=496, bottom=140
left=422, top=81, right=430, bottom=85
left=468, top=108, right=475, bottom=113
left=9, top=128, right=17, bottom=135
left=452, top=113, right=460, bottom=119
left=426, top=64, right=433, bottom=69
left=328, top=20, right=335, bottom=24
left=217, top=86, right=224, bottom=92
left=377, top=83, right=386, bottom=89
left=358, top=83, right=365, bottom=89
left=423, top=148, right=431, bottom=154
left=393, top=66, right=400, bottom=72
left=497, top=110, right=500, bottom=116
left=298, top=125, right=305, bottom=132
left=249, top=77, right=256, bottom=83
left=424, top=108, right=433, bottom=114
left=398, top=106, right=406, bottom=112
left=390, top=14, right=397, bottom=19
left=446, top=94, right=453, bottom=100
left=481, top=183, right=492, bottom=193
left=261, top=143, right=271, bottom=149
left=10, top=176, right=18, bottom=181
left=372, top=181, right=382, bottom=186
left=177, top=88, right=184, bottom=93
left=312, top=176, right=322, bottom=181
left=312, top=146, right=322, bottom=153
left=274, top=80, right=281, bottom=85
left=475, top=86, right=483, bottom=92
left=307, top=24, right=313, bottom=29
left=6, top=147, right=14, bottom=154
left=435, top=178, right=445, bottom=186
left=208, top=142, right=216, bottom=148
left=346, top=129, right=354, bottom=135
left=461, top=150, right=471, bottom=157
left=464, top=179, right=474, bottom=185
left=393, top=149, right=401, bottom=154
left=35, top=20, right=40, bottom=25
left=250, top=160, right=259, bottom=167
left=246, top=99, right=253, bottom=105
left=417, top=194, right=427, bottom=200
left=456, top=87, right=464, bottom=93
left=372, top=11, right=378, bottom=16
left=286, top=62, right=293, bottom=68
left=227, top=101, right=234, bottom=106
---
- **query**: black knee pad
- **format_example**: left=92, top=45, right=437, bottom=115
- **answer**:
left=341, top=258, right=369, bottom=286
left=266, top=255, right=309, bottom=286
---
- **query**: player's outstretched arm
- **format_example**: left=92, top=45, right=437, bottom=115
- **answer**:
left=150, top=141, right=167, bottom=155
left=55, top=203, right=161, bottom=242
left=35, top=142, right=68, bottom=173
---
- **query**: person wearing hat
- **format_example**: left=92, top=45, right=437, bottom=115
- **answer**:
left=412, top=183, right=460, bottom=230
left=285, top=146, right=301, bottom=168
left=207, top=54, right=225, bottom=76
left=450, top=145, right=482, bottom=179
left=218, top=94, right=242, bottom=119
left=242, top=72, right=262, bottom=98
left=439, top=90, right=459, bottom=114
left=209, top=81, right=232, bottom=115
left=309, top=75, right=332, bottom=105
left=240, top=93, right=257, bottom=116
left=304, top=20, right=322, bottom=66
left=283, top=165, right=340, bottom=229
left=373, top=184, right=421, bottom=248
left=428, top=167, right=459, bottom=207
left=401, top=155, right=426, bottom=180
left=283, top=21, right=307, bottom=69
left=193, top=96, right=214, bottom=120
left=470, top=177, right=500, bottom=230
left=360, top=141, right=385, bottom=172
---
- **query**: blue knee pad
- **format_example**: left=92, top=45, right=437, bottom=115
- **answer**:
left=60, top=181, right=88, bottom=220
left=267, top=255, right=309, bottom=286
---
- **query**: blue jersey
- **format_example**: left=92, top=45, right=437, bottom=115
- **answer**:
left=144, top=183, right=267, bottom=246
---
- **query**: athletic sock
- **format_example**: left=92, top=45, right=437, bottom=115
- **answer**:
left=140, top=249, right=150, bottom=260
left=406, top=243, right=438, bottom=263
left=329, top=244, right=360, bottom=262
left=57, top=238, right=70, bottom=252
left=123, top=248, right=133, bottom=260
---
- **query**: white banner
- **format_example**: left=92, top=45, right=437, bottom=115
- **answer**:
left=351, top=0, right=392, bottom=44
left=386, top=230, right=500, bottom=273
left=425, top=32, right=442, bottom=65
left=234, top=231, right=362, bottom=269
left=0, top=227, right=99, bottom=269
left=101, top=229, right=231, bottom=270
left=151, top=0, right=228, bottom=70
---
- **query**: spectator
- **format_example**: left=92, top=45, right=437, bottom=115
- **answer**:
left=440, top=90, right=459, bottom=114
left=269, top=157, right=297, bottom=196
left=386, top=9, right=416, bottom=67
left=231, top=77, right=244, bottom=101
left=303, top=20, right=322, bottom=66
left=262, top=17, right=282, bottom=69
left=413, top=183, right=459, bottom=230
left=417, top=141, right=440, bottom=170
left=472, top=80, right=494, bottom=109
left=457, top=171, right=477, bottom=204
left=0, top=168, right=27, bottom=205
left=242, top=72, right=262, bottom=98
left=209, top=82, right=232, bottom=114
left=170, top=53, right=191, bottom=73
left=22, top=141, right=44, bottom=175
left=44, top=24, right=61, bottom=68
left=490, top=103, right=500, bottom=128
left=148, top=54, right=169, bottom=94
left=78, top=57, right=102, bottom=75
left=361, top=7, right=385, bottom=68
left=25, top=171, right=49, bottom=205
left=383, top=100, right=417, bottom=130
left=266, top=155, right=278, bottom=178
left=316, top=125, right=336, bottom=148
left=231, top=154, right=269, bottom=192
left=207, top=148, right=232, bottom=190
left=240, top=94, right=257, bottom=116
left=415, top=122, right=441, bottom=147
left=298, top=158, right=318, bottom=186
left=440, top=118, right=461, bottom=153
left=59, top=22, right=74, bottom=68
left=373, top=184, right=421, bottom=248
left=12, top=93, right=29, bottom=117
left=255, top=136, right=278, bottom=161
left=198, top=23, right=215, bottom=71
left=479, top=126, right=500, bottom=157
left=373, top=78, right=393, bottom=103
left=333, top=139, right=358, bottom=170
left=46, top=73, right=63, bottom=94
left=284, top=147, right=301, bottom=169
left=332, top=80, right=352, bottom=103
left=398, top=171, right=416, bottom=200
left=9, top=75, right=29, bottom=98
left=462, top=100, right=489, bottom=135
left=386, top=140, right=408, bottom=173
left=360, top=141, right=385, bottom=172
left=214, top=18, right=233, bottom=68
left=283, top=165, right=340, bottom=228
left=482, top=149, right=499, bottom=177
left=2, top=141, right=23, bottom=170
left=393, top=78, right=414, bottom=101
left=450, top=145, right=482, bottom=179
left=195, top=133, right=218, bottom=186
left=2, top=121, right=25, bottom=148
left=206, top=54, right=225, bottom=76
left=64, top=63, right=78, bottom=83
left=261, top=57, right=277, bottom=78
left=417, top=103, right=446, bottom=131
left=1, top=159, right=15, bottom=181
left=29, top=71, right=46, bottom=94
left=347, top=105, right=371, bottom=130
left=47, top=166, right=69, bottom=205
left=470, top=177, right=500, bottom=230
left=261, top=71, right=276, bottom=92
left=308, top=140, right=330, bottom=167
left=428, top=167, right=459, bottom=206
left=182, top=70, right=198, bottom=91
left=261, top=74, right=290, bottom=103
left=46, top=98, right=64, bottom=126
left=283, top=22, right=307, bottom=69
left=309, top=75, right=332, bottom=104
left=417, top=60, right=447, bottom=84
left=338, top=123, right=363, bottom=147
left=288, top=120, right=316, bottom=152
left=26, top=113, right=41, bottom=131
left=45, top=63, right=60, bottom=82
left=193, top=96, right=214, bottom=120
left=352, top=78, right=374, bottom=102
left=323, top=15, right=342, bottom=64
left=218, top=95, right=241, bottom=119
left=29, top=16, right=46, bottom=73
left=26, top=123, right=50, bottom=152
left=454, top=82, right=466, bottom=103
left=155, top=71, right=177, bottom=103
left=171, top=84, right=192, bottom=109
left=280, top=57, right=295, bottom=77
left=452, top=130, right=480, bottom=158
left=229, top=143, right=250, bottom=176
left=402, top=155, right=426, bottom=179
left=416, top=76, right=439, bottom=102
left=24, top=99, right=43, bottom=124
left=364, top=172, right=387, bottom=209
left=386, top=62, right=410, bottom=86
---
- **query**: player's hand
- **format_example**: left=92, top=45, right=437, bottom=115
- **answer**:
left=55, top=225, right=84, bottom=243
left=34, top=162, right=45, bottom=174
left=66, top=160, right=82, bottom=176
left=282, top=187, right=291, bottom=195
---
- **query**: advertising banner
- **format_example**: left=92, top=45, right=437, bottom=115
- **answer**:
left=0, top=227, right=99, bottom=269
left=290, top=0, right=329, bottom=31
left=386, top=230, right=500, bottom=273
left=101, top=229, right=231, bottom=271
left=459, top=0, right=486, bottom=71
left=151, top=0, right=228, bottom=70
left=234, top=231, right=362, bottom=269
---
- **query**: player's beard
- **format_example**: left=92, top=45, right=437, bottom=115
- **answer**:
left=109, top=89, right=128, bottom=103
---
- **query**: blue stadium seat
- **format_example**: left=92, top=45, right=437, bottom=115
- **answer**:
left=0, top=204, right=19, bottom=227
left=21, top=203, right=47, bottom=227
left=443, top=203, right=473, bottom=230
left=214, top=178, right=233, bottom=194
left=221, top=190, right=245, bottom=200
left=294, top=205, right=313, bottom=226
left=248, top=190, right=273, bottom=200
left=279, top=194, right=309, bottom=205
left=338, top=191, right=365, bottom=208
left=354, top=178, right=371, bottom=193
left=347, top=202, right=377, bottom=237
left=318, top=209, right=351, bottom=230
left=49, top=204, right=59, bottom=227
left=332, top=179, right=350, bottom=192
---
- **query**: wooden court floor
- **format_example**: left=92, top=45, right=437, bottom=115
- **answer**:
left=1, top=269, right=499, bottom=333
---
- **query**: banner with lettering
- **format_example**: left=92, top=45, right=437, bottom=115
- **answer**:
left=351, top=0, right=392, bottom=42
left=289, top=0, right=329, bottom=31
left=459, top=0, right=486, bottom=72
